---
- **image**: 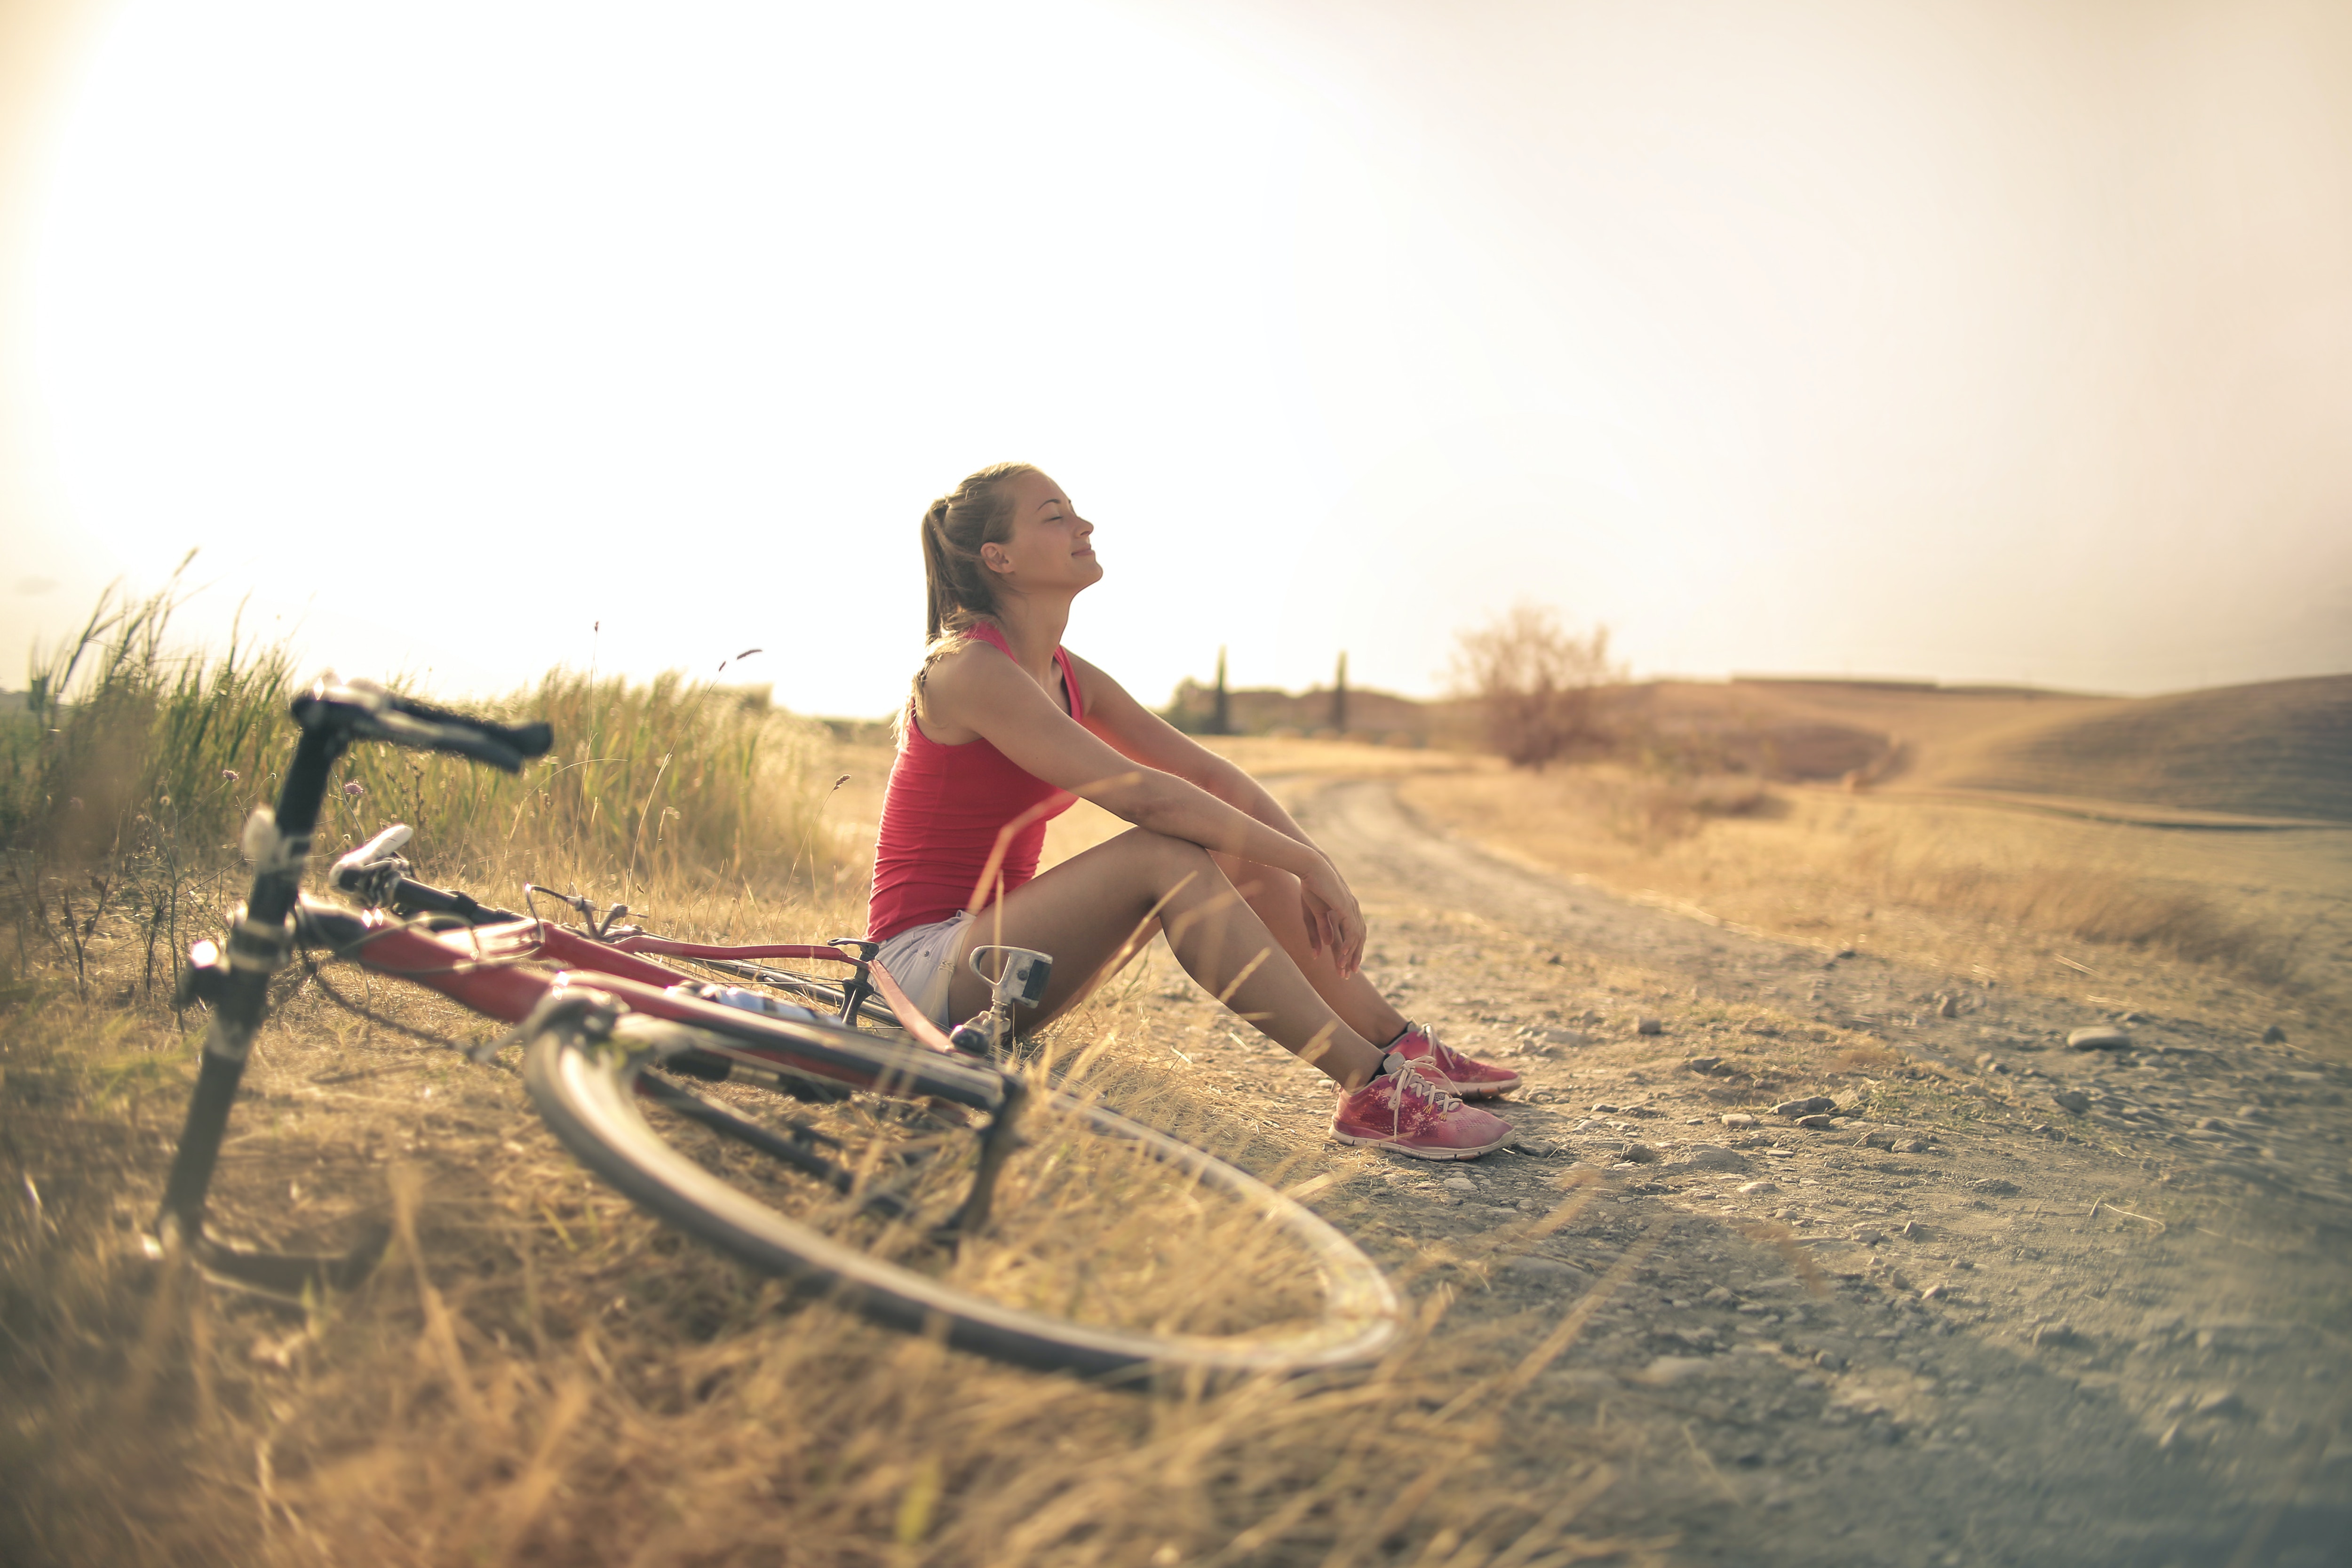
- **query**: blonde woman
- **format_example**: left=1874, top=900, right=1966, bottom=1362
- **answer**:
left=868, top=463, right=1518, bottom=1159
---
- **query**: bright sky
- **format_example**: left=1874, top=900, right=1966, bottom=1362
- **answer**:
left=3, top=0, right=2348, bottom=716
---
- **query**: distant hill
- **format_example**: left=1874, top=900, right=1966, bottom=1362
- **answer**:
left=1916, top=675, right=2352, bottom=823
left=1148, top=669, right=2352, bottom=822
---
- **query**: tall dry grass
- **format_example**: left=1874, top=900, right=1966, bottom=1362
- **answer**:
left=3, top=576, right=845, bottom=1003
left=1, top=595, right=1661, bottom=1566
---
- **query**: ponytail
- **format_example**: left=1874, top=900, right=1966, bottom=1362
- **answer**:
left=909, top=461, right=1038, bottom=708
left=917, top=461, right=1035, bottom=645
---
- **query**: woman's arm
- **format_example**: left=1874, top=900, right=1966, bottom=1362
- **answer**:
left=1061, top=651, right=1319, bottom=845
left=920, top=642, right=1364, bottom=969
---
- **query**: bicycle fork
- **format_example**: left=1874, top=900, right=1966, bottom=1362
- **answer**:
left=152, top=723, right=389, bottom=1300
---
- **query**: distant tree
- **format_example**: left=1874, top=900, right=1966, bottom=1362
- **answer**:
left=1448, top=604, right=1621, bottom=770
left=1332, top=651, right=1347, bottom=733
left=1212, top=646, right=1230, bottom=736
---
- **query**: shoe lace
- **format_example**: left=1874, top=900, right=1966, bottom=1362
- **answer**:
left=1375, top=1061, right=1464, bottom=1132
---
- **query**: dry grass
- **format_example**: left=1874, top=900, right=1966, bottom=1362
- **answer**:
left=1, top=605, right=1661, bottom=1568
left=0, top=907, right=1644, bottom=1568
left=1399, top=758, right=2351, bottom=1037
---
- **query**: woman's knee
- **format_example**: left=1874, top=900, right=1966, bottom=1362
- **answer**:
left=1115, top=827, right=1217, bottom=885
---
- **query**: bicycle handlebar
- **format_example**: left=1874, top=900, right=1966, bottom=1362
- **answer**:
left=292, top=676, right=554, bottom=772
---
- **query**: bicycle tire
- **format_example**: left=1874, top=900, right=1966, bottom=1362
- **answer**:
left=523, top=1011, right=1402, bottom=1380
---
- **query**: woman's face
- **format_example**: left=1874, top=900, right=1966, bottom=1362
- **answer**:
left=985, top=470, right=1102, bottom=595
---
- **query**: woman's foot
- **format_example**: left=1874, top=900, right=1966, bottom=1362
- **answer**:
left=1330, top=1058, right=1512, bottom=1160
left=1383, top=1022, right=1521, bottom=1098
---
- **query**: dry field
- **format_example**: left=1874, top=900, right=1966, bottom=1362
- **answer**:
left=0, top=635, right=1634, bottom=1568
left=1391, top=670, right=2352, bottom=1044
left=1398, top=758, right=2352, bottom=1047
left=7, top=630, right=2349, bottom=1567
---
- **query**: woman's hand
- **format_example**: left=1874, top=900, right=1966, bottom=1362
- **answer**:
left=1295, top=853, right=1367, bottom=978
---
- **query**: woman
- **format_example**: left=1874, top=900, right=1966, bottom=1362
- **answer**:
left=868, top=462, right=1520, bottom=1159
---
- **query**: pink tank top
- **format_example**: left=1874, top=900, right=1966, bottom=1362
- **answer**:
left=866, top=623, right=1086, bottom=942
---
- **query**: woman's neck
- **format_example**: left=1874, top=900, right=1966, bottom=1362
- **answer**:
left=990, top=590, right=1072, bottom=678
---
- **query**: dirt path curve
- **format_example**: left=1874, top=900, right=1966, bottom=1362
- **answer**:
left=1169, top=772, right=2352, bottom=1568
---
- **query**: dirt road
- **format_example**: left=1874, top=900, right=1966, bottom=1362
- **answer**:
left=1136, top=771, right=2352, bottom=1568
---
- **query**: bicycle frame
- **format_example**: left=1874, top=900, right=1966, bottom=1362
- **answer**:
left=294, top=904, right=995, bottom=1106
left=150, top=677, right=1004, bottom=1301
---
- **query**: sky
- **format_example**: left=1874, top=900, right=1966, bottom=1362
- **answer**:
left=1, top=0, right=2348, bottom=716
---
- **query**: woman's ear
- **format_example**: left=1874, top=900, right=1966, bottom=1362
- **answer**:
left=981, top=542, right=1013, bottom=575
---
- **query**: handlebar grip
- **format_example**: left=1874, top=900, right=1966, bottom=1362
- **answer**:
left=382, top=690, right=554, bottom=762
left=292, top=677, right=555, bottom=772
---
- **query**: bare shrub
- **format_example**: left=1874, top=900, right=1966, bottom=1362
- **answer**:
left=1448, top=604, right=1621, bottom=770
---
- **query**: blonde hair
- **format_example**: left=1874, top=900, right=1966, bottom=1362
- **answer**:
left=907, top=461, right=1038, bottom=713
left=919, top=459, right=1035, bottom=634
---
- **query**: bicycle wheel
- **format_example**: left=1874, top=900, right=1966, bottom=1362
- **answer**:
left=522, top=1007, right=1401, bottom=1380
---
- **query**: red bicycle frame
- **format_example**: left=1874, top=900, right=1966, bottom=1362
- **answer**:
left=296, top=902, right=973, bottom=1089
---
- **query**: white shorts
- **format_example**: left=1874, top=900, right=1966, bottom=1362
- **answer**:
left=872, top=911, right=972, bottom=1032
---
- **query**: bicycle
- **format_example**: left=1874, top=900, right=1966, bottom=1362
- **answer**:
left=153, top=676, right=1402, bottom=1380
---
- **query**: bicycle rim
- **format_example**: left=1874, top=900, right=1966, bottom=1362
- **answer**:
left=523, top=1014, right=1401, bottom=1381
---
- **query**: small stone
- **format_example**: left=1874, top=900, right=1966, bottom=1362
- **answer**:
left=1666, top=1146, right=1750, bottom=1174
left=1918, top=1283, right=1945, bottom=1301
left=2053, top=1088, right=2091, bottom=1115
left=2195, top=1388, right=2245, bottom=1418
left=1976, top=1053, right=2010, bottom=1074
left=1636, top=1015, right=1664, bottom=1036
left=1702, top=1284, right=1736, bottom=1304
left=2031, top=1321, right=2076, bottom=1347
left=1500, top=1255, right=1583, bottom=1286
left=2262, top=1025, right=2287, bottom=1044
left=1773, top=1097, right=1836, bottom=1117
left=1736, top=1179, right=1780, bottom=1195
left=1621, top=1143, right=1660, bottom=1164
left=1796, top=1114, right=1836, bottom=1130
left=1510, top=1138, right=1559, bottom=1158
left=1855, top=1131, right=1897, bottom=1151
left=2067, top=1027, right=2132, bottom=1051
left=1815, top=1348, right=1847, bottom=1370
left=1836, top=947, right=1857, bottom=959
left=1971, top=1178, right=2019, bottom=1196
left=1897, top=1138, right=1934, bottom=1154
left=1638, top=1355, right=1714, bottom=1385
left=1721, top=1113, right=1758, bottom=1129
left=1851, top=1227, right=1886, bottom=1245
left=1900, top=1220, right=1923, bottom=1240
left=1686, top=1056, right=1723, bottom=1073
left=1936, top=995, right=1959, bottom=1018
left=1443, top=1176, right=1476, bottom=1194
left=1590, top=1102, right=1622, bottom=1114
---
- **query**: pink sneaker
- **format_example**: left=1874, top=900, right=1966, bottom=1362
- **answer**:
left=1385, top=1022, right=1521, bottom=1098
left=1331, top=1061, right=1512, bottom=1160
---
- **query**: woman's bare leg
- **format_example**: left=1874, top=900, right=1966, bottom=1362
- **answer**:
left=946, top=829, right=1388, bottom=1090
left=1211, top=852, right=1408, bottom=1046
